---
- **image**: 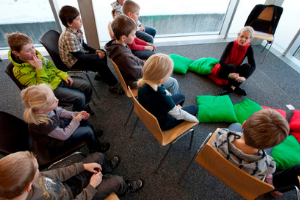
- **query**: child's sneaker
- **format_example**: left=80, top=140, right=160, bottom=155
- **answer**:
left=105, top=156, right=120, bottom=174
left=109, top=83, right=124, bottom=95
left=94, top=72, right=102, bottom=81
left=126, top=179, right=144, bottom=194
left=89, top=140, right=110, bottom=153
left=85, top=104, right=95, bottom=115
left=265, top=175, right=283, bottom=198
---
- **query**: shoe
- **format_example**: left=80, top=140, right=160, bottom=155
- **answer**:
left=93, top=130, right=103, bottom=138
left=106, top=156, right=120, bottom=174
left=94, top=72, right=102, bottom=81
left=109, top=83, right=124, bottom=95
left=85, top=104, right=95, bottom=116
left=89, top=140, right=110, bottom=153
left=234, top=87, right=247, bottom=96
left=220, top=87, right=233, bottom=96
left=126, top=179, right=144, bottom=194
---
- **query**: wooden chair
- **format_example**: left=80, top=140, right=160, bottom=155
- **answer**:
left=245, top=4, right=283, bottom=63
left=110, top=59, right=138, bottom=125
left=105, top=192, right=119, bottom=200
left=128, top=87, right=198, bottom=173
left=179, top=128, right=274, bottom=200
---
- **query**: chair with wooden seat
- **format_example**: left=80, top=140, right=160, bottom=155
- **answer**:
left=128, top=87, right=198, bottom=173
left=110, top=59, right=138, bottom=125
left=245, top=4, right=283, bottom=63
left=39, top=30, right=99, bottom=99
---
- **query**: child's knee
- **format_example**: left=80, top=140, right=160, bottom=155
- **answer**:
left=84, top=152, right=105, bottom=163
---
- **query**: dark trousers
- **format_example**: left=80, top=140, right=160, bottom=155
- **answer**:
left=73, top=52, right=118, bottom=87
left=64, top=153, right=128, bottom=200
left=219, top=63, right=253, bottom=87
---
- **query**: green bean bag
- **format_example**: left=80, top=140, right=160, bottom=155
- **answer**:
left=271, top=135, right=300, bottom=170
left=189, top=57, right=219, bottom=75
left=169, top=54, right=193, bottom=74
left=196, top=95, right=237, bottom=123
left=233, top=98, right=263, bottom=124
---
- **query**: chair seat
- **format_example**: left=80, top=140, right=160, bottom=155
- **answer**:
left=254, top=33, right=274, bottom=42
left=104, top=192, right=119, bottom=200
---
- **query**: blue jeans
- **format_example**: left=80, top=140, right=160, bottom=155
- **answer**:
left=136, top=26, right=156, bottom=43
left=132, top=49, right=155, bottom=60
left=53, top=78, right=92, bottom=111
left=164, top=77, right=179, bottom=95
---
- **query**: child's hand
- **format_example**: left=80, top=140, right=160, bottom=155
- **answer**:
left=28, top=55, right=42, bottom=70
left=75, top=113, right=83, bottom=121
left=228, top=73, right=239, bottom=79
left=236, top=76, right=246, bottom=82
left=139, top=24, right=145, bottom=32
left=84, top=162, right=102, bottom=173
left=145, top=46, right=154, bottom=51
left=64, top=77, right=73, bottom=86
left=89, top=172, right=103, bottom=188
left=193, top=116, right=199, bottom=123
left=79, top=111, right=90, bottom=120
left=96, top=50, right=105, bottom=59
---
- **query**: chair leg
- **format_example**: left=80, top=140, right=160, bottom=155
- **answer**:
left=261, top=42, right=269, bottom=53
left=188, top=129, right=195, bottom=150
left=125, top=105, right=134, bottom=126
left=295, top=185, right=300, bottom=200
left=155, top=142, right=175, bottom=174
left=129, top=117, right=139, bottom=138
left=261, top=41, right=273, bottom=64
left=178, top=150, right=199, bottom=184
left=84, top=73, right=100, bottom=99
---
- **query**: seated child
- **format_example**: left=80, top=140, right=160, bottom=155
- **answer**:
left=105, top=14, right=179, bottom=95
left=108, top=8, right=156, bottom=60
left=137, top=53, right=199, bottom=131
left=0, top=151, right=144, bottom=200
left=122, top=0, right=156, bottom=44
left=21, top=84, right=109, bottom=153
left=58, top=5, right=122, bottom=94
left=5, top=31, right=93, bottom=112
left=213, top=109, right=300, bottom=197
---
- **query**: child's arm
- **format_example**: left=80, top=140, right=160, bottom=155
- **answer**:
left=56, top=107, right=78, bottom=119
left=108, top=22, right=115, bottom=39
left=168, top=106, right=199, bottom=123
left=118, top=55, right=143, bottom=80
left=128, top=37, right=146, bottom=51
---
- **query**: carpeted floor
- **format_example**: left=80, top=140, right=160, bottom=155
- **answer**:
left=0, top=42, right=299, bottom=200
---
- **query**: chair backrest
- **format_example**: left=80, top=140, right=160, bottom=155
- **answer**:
left=110, top=59, right=138, bottom=97
left=5, top=62, right=26, bottom=91
left=39, top=30, right=70, bottom=72
left=127, top=87, right=164, bottom=143
left=196, top=128, right=274, bottom=200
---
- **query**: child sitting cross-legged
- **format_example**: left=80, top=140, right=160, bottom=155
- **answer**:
left=21, top=84, right=109, bottom=153
left=0, top=151, right=144, bottom=200
left=137, top=53, right=199, bottom=131
left=213, top=109, right=300, bottom=197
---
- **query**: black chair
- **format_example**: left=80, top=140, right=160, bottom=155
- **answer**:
left=0, top=111, right=86, bottom=170
left=40, top=30, right=99, bottom=99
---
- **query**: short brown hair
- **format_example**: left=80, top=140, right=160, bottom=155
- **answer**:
left=111, top=14, right=136, bottom=40
left=122, top=0, right=140, bottom=16
left=59, top=5, right=80, bottom=27
left=0, top=151, right=37, bottom=199
left=5, top=32, right=32, bottom=52
left=243, top=109, right=289, bottom=149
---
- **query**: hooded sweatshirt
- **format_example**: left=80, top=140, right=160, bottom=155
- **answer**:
left=8, top=50, right=69, bottom=90
left=212, top=128, right=276, bottom=180
left=105, top=39, right=144, bottom=88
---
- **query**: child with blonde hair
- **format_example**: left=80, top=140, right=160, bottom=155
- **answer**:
left=21, top=84, right=109, bottom=153
left=137, top=53, right=199, bottom=131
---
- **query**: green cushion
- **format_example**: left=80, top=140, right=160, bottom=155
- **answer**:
left=271, top=135, right=300, bottom=170
left=196, top=95, right=237, bottom=123
left=189, top=57, right=219, bottom=75
left=169, top=54, right=193, bottom=74
left=233, top=98, right=263, bottom=124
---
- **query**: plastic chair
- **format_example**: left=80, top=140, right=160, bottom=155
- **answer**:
left=0, top=111, right=86, bottom=170
left=39, top=30, right=99, bottom=99
left=179, top=128, right=275, bottom=200
left=245, top=4, right=283, bottom=63
left=110, top=59, right=138, bottom=126
left=128, top=87, right=198, bottom=173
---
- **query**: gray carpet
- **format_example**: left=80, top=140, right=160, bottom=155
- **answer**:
left=1, top=42, right=299, bottom=200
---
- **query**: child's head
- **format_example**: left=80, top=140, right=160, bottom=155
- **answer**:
left=237, top=26, right=254, bottom=46
left=243, top=109, right=289, bottom=149
left=21, top=84, right=58, bottom=125
left=59, top=5, right=82, bottom=29
left=111, top=9, right=118, bottom=19
left=137, top=53, right=174, bottom=90
left=111, top=14, right=136, bottom=42
left=0, top=151, right=39, bottom=199
left=117, top=0, right=125, bottom=5
left=122, top=0, right=140, bottom=22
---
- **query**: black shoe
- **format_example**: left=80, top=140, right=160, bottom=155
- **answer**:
left=220, top=87, right=233, bottom=96
left=85, top=104, right=95, bottom=115
left=106, top=156, right=120, bottom=174
left=89, top=140, right=110, bottom=153
left=109, top=83, right=124, bottom=95
left=93, top=130, right=103, bottom=138
left=126, top=179, right=144, bottom=194
left=234, top=87, right=247, bottom=96
left=94, top=72, right=102, bottom=81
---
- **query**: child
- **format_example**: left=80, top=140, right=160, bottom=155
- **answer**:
left=108, top=8, right=156, bottom=60
left=0, top=151, right=144, bottom=200
left=105, top=14, right=179, bottom=95
left=218, top=26, right=256, bottom=96
left=21, top=84, right=109, bottom=153
left=111, top=0, right=124, bottom=16
left=137, top=53, right=199, bottom=131
left=5, top=31, right=93, bottom=113
left=122, top=0, right=156, bottom=44
left=213, top=109, right=300, bottom=197
left=58, top=5, right=122, bottom=94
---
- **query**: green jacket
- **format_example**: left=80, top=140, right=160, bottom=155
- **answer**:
left=8, top=50, right=69, bottom=90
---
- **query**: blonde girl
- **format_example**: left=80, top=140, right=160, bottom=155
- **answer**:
left=21, top=84, right=109, bottom=153
left=137, top=53, right=199, bottom=131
